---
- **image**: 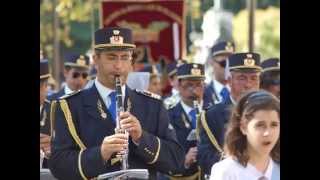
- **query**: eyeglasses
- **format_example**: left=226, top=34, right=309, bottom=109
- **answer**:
left=214, top=59, right=227, bottom=68
left=262, top=79, right=280, bottom=85
left=72, top=72, right=88, bottom=79
left=271, top=79, right=280, bottom=85
left=180, top=83, right=204, bottom=90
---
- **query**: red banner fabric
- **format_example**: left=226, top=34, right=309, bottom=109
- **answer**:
left=100, top=0, right=186, bottom=65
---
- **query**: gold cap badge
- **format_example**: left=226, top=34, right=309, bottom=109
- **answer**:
left=76, top=55, right=86, bottom=66
left=177, top=59, right=185, bottom=67
left=225, top=42, right=234, bottom=52
left=113, top=30, right=120, bottom=35
left=244, top=54, right=255, bottom=66
left=191, top=64, right=201, bottom=76
left=110, top=29, right=123, bottom=45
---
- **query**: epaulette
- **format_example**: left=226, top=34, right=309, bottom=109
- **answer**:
left=135, top=89, right=161, bottom=100
left=59, top=90, right=81, bottom=100
left=167, top=100, right=179, bottom=110
left=164, top=96, right=179, bottom=109
left=44, top=99, right=50, bottom=103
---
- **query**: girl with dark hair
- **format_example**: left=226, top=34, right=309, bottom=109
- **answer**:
left=210, top=90, right=280, bottom=180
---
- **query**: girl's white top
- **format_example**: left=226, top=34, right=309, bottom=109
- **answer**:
left=209, top=157, right=280, bottom=180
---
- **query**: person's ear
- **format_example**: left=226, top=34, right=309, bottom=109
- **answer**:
left=177, top=80, right=182, bottom=91
left=240, top=119, right=248, bottom=135
left=63, top=68, right=69, bottom=78
left=227, top=75, right=232, bottom=84
left=209, top=58, right=214, bottom=67
left=93, top=54, right=98, bottom=64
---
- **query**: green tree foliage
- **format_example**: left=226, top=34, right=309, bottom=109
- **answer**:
left=201, top=0, right=279, bottom=15
left=233, top=7, right=280, bottom=59
left=40, top=0, right=99, bottom=60
left=41, top=0, right=280, bottom=60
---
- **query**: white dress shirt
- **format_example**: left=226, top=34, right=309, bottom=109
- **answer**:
left=212, top=79, right=230, bottom=104
left=180, top=100, right=203, bottom=122
left=209, top=157, right=280, bottom=180
left=229, top=95, right=237, bottom=105
left=171, top=88, right=179, bottom=96
left=180, top=101, right=193, bottom=122
left=64, top=85, right=74, bottom=95
left=94, top=78, right=125, bottom=108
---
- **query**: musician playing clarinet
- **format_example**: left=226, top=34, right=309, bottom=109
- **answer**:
left=48, top=27, right=185, bottom=180
left=166, top=63, right=206, bottom=180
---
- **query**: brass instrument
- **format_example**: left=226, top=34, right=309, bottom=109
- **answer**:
left=114, top=75, right=129, bottom=170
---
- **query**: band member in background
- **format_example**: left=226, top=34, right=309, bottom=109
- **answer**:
left=203, top=41, right=235, bottom=108
left=140, top=64, right=163, bottom=96
left=260, top=58, right=280, bottom=98
left=48, top=53, right=90, bottom=100
left=40, top=59, right=52, bottom=168
left=168, top=62, right=206, bottom=179
left=163, top=60, right=187, bottom=109
left=198, top=52, right=262, bottom=176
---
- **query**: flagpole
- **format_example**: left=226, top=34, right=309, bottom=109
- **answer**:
left=248, top=0, right=256, bottom=52
left=53, top=0, right=61, bottom=90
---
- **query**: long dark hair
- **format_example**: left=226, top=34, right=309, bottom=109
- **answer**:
left=224, top=90, right=280, bottom=166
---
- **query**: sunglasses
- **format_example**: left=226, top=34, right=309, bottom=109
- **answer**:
left=264, top=79, right=280, bottom=85
left=72, top=72, right=88, bottom=79
left=271, top=79, right=280, bottom=85
left=214, top=59, right=227, bottom=68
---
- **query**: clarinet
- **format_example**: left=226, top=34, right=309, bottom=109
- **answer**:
left=193, top=98, right=203, bottom=143
left=193, top=100, right=201, bottom=126
left=193, top=100, right=200, bottom=116
left=115, top=75, right=129, bottom=170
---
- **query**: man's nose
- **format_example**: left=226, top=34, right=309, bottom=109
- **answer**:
left=113, top=59, right=123, bottom=69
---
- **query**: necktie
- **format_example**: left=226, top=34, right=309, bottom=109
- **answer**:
left=188, top=109, right=197, bottom=129
left=108, top=91, right=117, bottom=123
left=220, top=87, right=230, bottom=103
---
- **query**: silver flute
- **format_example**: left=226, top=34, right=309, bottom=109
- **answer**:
left=115, top=75, right=129, bottom=170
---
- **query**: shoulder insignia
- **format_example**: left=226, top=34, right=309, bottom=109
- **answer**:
left=135, top=89, right=161, bottom=100
left=59, top=90, right=81, bottom=100
left=166, top=100, right=179, bottom=110
left=44, top=99, right=50, bottom=103
left=164, top=94, right=180, bottom=109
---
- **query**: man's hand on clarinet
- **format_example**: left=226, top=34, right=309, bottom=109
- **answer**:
left=100, top=134, right=128, bottom=161
left=120, top=111, right=142, bottom=144
left=40, top=133, right=51, bottom=158
left=184, top=147, right=198, bottom=168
